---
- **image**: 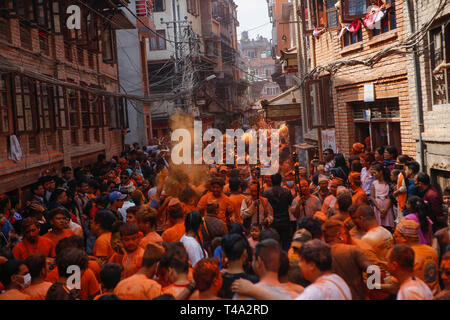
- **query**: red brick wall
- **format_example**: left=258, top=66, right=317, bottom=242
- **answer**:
left=308, top=0, right=415, bottom=158
left=0, top=14, right=124, bottom=194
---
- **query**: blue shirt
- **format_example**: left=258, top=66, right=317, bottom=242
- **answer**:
left=214, top=245, right=223, bottom=270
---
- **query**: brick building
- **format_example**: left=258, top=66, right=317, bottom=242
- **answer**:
left=294, top=0, right=415, bottom=161
left=0, top=0, right=132, bottom=195
left=404, top=0, right=450, bottom=188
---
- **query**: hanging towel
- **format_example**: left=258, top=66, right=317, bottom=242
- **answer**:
left=8, top=135, right=22, bottom=162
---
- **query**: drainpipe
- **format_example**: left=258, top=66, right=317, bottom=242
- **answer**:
left=406, top=0, right=426, bottom=171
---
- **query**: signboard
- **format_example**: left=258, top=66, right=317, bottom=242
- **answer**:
left=364, top=83, right=375, bottom=102
left=322, top=129, right=337, bottom=153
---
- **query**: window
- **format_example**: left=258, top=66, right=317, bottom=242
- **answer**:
left=301, top=0, right=326, bottom=34
left=325, top=0, right=339, bottom=29
left=187, top=0, right=199, bottom=16
left=372, top=0, right=397, bottom=36
left=77, top=48, right=84, bottom=66
left=0, top=73, right=11, bottom=134
left=305, top=75, right=334, bottom=129
left=102, top=26, right=116, bottom=64
left=80, top=89, right=90, bottom=128
left=36, top=82, right=55, bottom=132
left=53, top=86, right=68, bottom=129
left=39, top=31, right=50, bottom=56
left=343, top=27, right=363, bottom=46
left=0, top=10, right=11, bottom=43
left=88, top=52, right=95, bottom=69
left=68, top=88, right=80, bottom=128
left=36, top=0, right=52, bottom=29
left=20, top=23, right=32, bottom=50
left=149, top=30, right=167, bottom=50
left=107, top=97, right=119, bottom=129
left=429, top=21, right=450, bottom=105
left=153, top=0, right=165, bottom=12
left=342, top=0, right=367, bottom=21
left=118, top=97, right=129, bottom=129
left=14, top=76, right=37, bottom=133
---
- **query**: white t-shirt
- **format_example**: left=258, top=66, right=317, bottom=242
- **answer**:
left=180, top=234, right=207, bottom=267
left=295, top=274, right=352, bottom=300
left=397, top=276, right=433, bottom=300
left=147, top=187, right=157, bottom=200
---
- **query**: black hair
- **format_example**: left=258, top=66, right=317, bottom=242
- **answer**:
left=49, top=188, right=66, bottom=204
left=25, top=254, right=46, bottom=279
left=31, top=182, right=43, bottom=194
left=406, top=196, right=431, bottom=234
left=351, top=161, right=363, bottom=173
left=229, top=177, right=241, bottom=192
left=385, top=146, right=398, bottom=159
left=119, top=222, right=139, bottom=236
left=47, top=208, right=67, bottom=222
left=0, top=259, right=25, bottom=287
left=298, top=239, right=332, bottom=272
left=153, top=294, right=175, bottom=300
left=259, top=228, right=281, bottom=243
left=397, top=155, right=411, bottom=164
left=334, top=153, right=349, bottom=176
left=406, top=161, right=420, bottom=175
left=98, top=294, right=121, bottom=300
left=375, top=146, right=385, bottom=156
left=298, top=217, right=323, bottom=239
left=222, top=233, right=247, bottom=261
left=270, top=173, right=282, bottom=186
left=100, top=263, right=124, bottom=290
left=56, top=248, right=89, bottom=278
left=371, top=162, right=390, bottom=183
left=416, top=172, right=430, bottom=186
left=61, top=166, right=72, bottom=174
left=94, top=210, right=117, bottom=232
left=255, top=239, right=281, bottom=273
left=323, top=148, right=334, bottom=154
left=184, top=211, right=206, bottom=257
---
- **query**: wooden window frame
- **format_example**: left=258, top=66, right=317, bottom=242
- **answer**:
left=0, top=9, right=11, bottom=44
left=36, top=81, right=56, bottom=132
left=107, top=96, right=119, bottom=129
left=0, top=73, right=12, bottom=134
left=149, top=30, right=167, bottom=51
left=342, top=26, right=363, bottom=47
left=102, top=25, right=116, bottom=64
left=325, top=0, right=339, bottom=30
left=187, top=0, right=199, bottom=16
left=341, top=0, right=393, bottom=23
left=153, top=0, right=165, bottom=12
left=54, top=85, right=68, bottom=129
left=429, top=21, right=450, bottom=106
left=68, top=87, right=80, bottom=129
left=305, top=75, right=334, bottom=129
left=80, top=89, right=90, bottom=128
left=301, top=0, right=326, bottom=35
left=13, top=75, right=38, bottom=134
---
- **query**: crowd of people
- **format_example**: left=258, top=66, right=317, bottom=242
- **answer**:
left=0, top=137, right=449, bottom=300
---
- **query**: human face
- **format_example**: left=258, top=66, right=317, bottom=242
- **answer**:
left=51, top=213, right=67, bottom=231
left=57, top=191, right=68, bottom=205
left=114, top=199, right=125, bottom=209
left=35, top=185, right=45, bottom=197
left=350, top=210, right=363, bottom=229
left=375, top=151, right=384, bottom=162
left=300, top=180, right=309, bottom=196
left=121, top=233, right=140, bottom=253
left=298, top=257, right=314, bottom=282
left=441, top=259, right=450, bottom=289
left=12, top=264, right=30, bottom=288
left=384, top=149, right=393, bottom=160
left=44, top=180, right=55, bottom=191
left=404, top=166, right=413, bottom=178
left=121, top=174, right=130, bottom=185
left=63, top=170, right=73, bottom=181
left=23, top=224, right=40, bottom=243
left=126, top=213, right=137, bottom=224
left=0, top=213, right=6, bottom=227
left=90, top=220, right=100, bottom=236
left=211, top=184, right=223, bottom=198
left=329, top=182, right=338, bottom=195
left=319, top=180, right=328, bottom=192
left=250, top=226, right=260, bottom=240
left=80, top=183, right=89, bottom=194
left=250, top=184, right=258, bottom=199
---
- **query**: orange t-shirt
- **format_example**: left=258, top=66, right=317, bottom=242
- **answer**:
left=23, top=281, right=53, bottom=300
left=228, top=193, right=246, bottom=224
left=114, top=274, right=162, bottom=300
left=109, top=247, right=145, bottom=279
left=88, top=259, right=102, bottom=282
left=411, top=244, right=440, bottom=296
left=139, top=231, right=163, bottom=249
left=45, top=267, right=100, bottom=300
left=12, top=237, right=56, bottom=260
left=0, top=289, right=31, bottom=300
left=197, top=192, right=234, bottom=223
left=161, top=223, right=185, bottom=243
left=397, top=173, right=407, bottom=211
left=93, top=232, right=114, bottom=260
left=43, top=229, right=76, bottom=247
